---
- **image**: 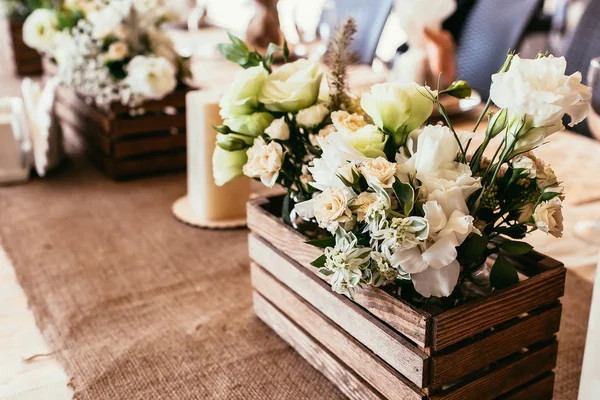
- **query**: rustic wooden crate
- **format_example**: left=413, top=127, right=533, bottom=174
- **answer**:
left=247, top=195, right=565, bottom=400
left=8, top=20, right=43, bottom=76
left=56, top=85, right=189, bottom=179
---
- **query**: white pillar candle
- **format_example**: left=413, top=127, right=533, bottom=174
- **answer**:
left=185, top=90, right=250, bottom=224
left=578, top=253, right=600, bottom=399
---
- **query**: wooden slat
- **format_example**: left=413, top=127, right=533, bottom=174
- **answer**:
left=93, top=151, right=186, bottom=180
left=113, top=113, right=186, bottom=137
left=432, top=267, right=565, bottom=351
left=430, top=303, right=562, bottom=387
left=253, top=292, right=384, bottom=400
left=430, top=341, right=558, bottom=400
left=59, top=117, right=112, bottom=155
left=114, top=133, right=187, bottom=159
left=498, top=372, right=554, bottom=400
left=248, top=234, right=429, bottom=387
left=251, top=262, right=424, bottom=400
left=247, top=197, right=431, bottom=347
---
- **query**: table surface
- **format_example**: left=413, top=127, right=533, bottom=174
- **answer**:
left=1, top=23, right=600, bottom=400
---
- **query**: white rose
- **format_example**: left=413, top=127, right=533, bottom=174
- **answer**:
left=264, top=117, right=290, bottom=140
left=259, top=59, right=323, bottom=112
left=107, top=41, right=129, bottom=61
left=225, top=112, right=274, bottom=137
left=87, top=6, right=124, bottom=39
left=511, top=155, right=536, bottom=178
left=360, top=82, right=435, bottom=145
left=220, top=65, right=268, bottom=118
left=331, top=111, right=368, bottom=134
left=243, top=137, right=284, bottom=188
left=313, top=187, right=356, bottom=233
left=533, top=197, right=564, bottom=238
left=22, top=9, right=58, bottom=53
left=360, top=157, right=397, bottom=188
left=353, top=192, right=378, bottom=222
left=212, top=146, right=248, bottom=186
left=296, top=103, right=329, bottom=128
left=342, top=125, right=387, bottom=158
left=125, top=56, right=178, bottom=100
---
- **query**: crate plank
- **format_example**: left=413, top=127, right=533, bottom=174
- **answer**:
left=432, top=267, right=566, bottom=351
left=113, top=113, right=186, bottom=137
left=248, top=233, right=429, bottom=387
left=430, top=303, right=562, bottom=387
left=247, top=198, right=431, bottom=347
left=430, top=341, right=558, bottom=400
left=253, top=292, right=385, bottom=400
left=251, top=262, right=424, bottom=400
left=498, top=372, right=554, bottom=400
left=114, top=134, right=187, bottom=159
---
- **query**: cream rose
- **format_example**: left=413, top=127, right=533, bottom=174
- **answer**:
left=353, top=192, right=379, bottom=222
left=313, top=187, right=356, bottom=232
left=336, top=162, right=359, bottom=185
left=533, top=197, right=564, bottom=238
left=360, top=157, right=397, bottom=188
left=318, top=124, right=336, bottom=138
left=518, top=203, right=535, bottom=223
left=296, top=103, right=329, bottom=128
left=225, top=112, right=274, bottom=137
left=534, top=158, right=558, bottom=190
left=220, top=65, right=268, bottom=118
left=125, top=56, right=178, bottom=100
left=22, top=9, right=59, bottom=53
left=360, top=82, right=435, bottom=145
left=331, top=111, right=368, bottom=134
left=107, top=41, right=129, bottom=61
left=511, top=155, right=536, bottom=178
left=243, top=137, right=284, bottom=187
left=264, top=117, right=290, bottom=140
left=258, top=59, right=322, bottom=112
left=212, top=146, right=248, bottom=186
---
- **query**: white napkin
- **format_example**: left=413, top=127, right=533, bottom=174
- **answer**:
left=391, top=0, right=456, bottom=84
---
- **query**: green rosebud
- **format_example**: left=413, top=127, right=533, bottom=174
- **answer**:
left=443, top=80, right=472, bottom=99
left=214, top=125, right=231, bottom=134
left=224, top=112, right=274, bottom=137
left=215, top=133, right=251, bottom=151
left=486, top=108, right=508, bottom=138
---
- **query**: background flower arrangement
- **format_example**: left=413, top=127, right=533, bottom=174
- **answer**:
left=22, top=0, right=190, bottom=109
left=1, top=0, right=52, bottom=21
left=213, top=20, right=591, bottom=306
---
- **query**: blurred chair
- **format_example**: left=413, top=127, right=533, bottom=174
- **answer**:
left=455, top=0, right=543, bottom=98
left=330, top=0, right=394, bottom=64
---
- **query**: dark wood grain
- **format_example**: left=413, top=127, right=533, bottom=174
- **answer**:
left=251, top=262, right=424, bottom=400
left=498, top=372, right=554, bottom=400
left=430, top=303, right=561, bottom=387
left=253, top=292, right=386, bottom=400
left=249, top=234, right=429, bottom=387
left=8, top=20, right=42, bottom=76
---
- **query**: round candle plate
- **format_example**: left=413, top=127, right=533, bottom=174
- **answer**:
left=171, top=195, right=247, bottom=229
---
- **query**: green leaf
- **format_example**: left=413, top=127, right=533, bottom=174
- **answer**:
left=283, top=40, right=290, bottom=62
left=227, top=33, right=249, bottom=52
left=282, top=193, right=291, bottom=225
left=500, top=239, right=533, bottom=255
left=264, top=43, right=282, bottom=71
left=392, top=178, right=414, bottom=216
left=458, top=233, right=489, bottom=263
left=319, top=268, right=333, bottom=276
left=305, top=236, right=335, bottom=248
left=538, top=190, right=562, bottom=203
left=490, top=256, right=519, bottom=290
left=217, top=43, right=250, bottom=66
left=496, top=224, right=528, bottom=239
left=311, top=254, right=327, bottom=269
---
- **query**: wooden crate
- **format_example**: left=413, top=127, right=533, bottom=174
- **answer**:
left=8, top=20, right=43, bottom=76
left=247, top=195, right=565, bottom=400
left=56, top=85, right=189, bottom=179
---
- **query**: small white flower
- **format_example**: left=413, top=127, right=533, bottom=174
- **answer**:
left=243, top=137, right=284, bottom=188
left=323, top=231, right=371, bottom=296
left=533, top=197, right=564, bottom=238
left=125, top=56, right=178, bottom=100
left=264, top=117, right=290, bottom=140
left=360, top=157, right=397, bottom=189
left=296, top=103, right=329, bottom=128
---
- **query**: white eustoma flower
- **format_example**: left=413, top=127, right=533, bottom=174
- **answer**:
left=242, top=137, right=284, bottom=187
left=125, top=56, right=178, bottom=100
left=264, top=117, right=290, bottom=140
left=360, top=82, right=435, bottom=144
left=360, top=157, right=397, bottom=188
left=22, top=9, right=59, bottom=53
left=212, top=146, right=248, bottom=186
left=87, top=5, right=125, bottom=39
left=219, top=65, right=268, bottom=118
left=259, top=59, right=323, bottom=112
left=296, top=186, right=356, bottom=233
left=323, top=231, right=371, bottom=296
left=296, top=103, right=329, bottom=128
left=533, top=197, right=564, bottom=238
left=490, top=55, right=591, bottom=152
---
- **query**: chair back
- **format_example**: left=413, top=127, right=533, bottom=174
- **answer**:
left=456, top=0, right=542, bottom=98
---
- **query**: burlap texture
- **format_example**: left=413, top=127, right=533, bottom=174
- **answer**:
left=0, top=151, right=591, bottom=399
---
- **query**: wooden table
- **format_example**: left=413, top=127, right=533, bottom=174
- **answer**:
left=1, top=25, right=600, bottom=400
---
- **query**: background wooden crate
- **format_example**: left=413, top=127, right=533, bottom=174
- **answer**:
left=8, top=20, right=43, bottom=76
left=56, top=86, right=189, bottom=180
left=247, top=196, right=565, bottom=400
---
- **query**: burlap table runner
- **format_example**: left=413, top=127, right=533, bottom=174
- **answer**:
left=0, top=149, right=591, bottom=399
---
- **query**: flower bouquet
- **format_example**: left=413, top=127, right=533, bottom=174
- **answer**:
left=217, top=19, right=589, bottom=398
left=23, top=0, right=193, bottom=179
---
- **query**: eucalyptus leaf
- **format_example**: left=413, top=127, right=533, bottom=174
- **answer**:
left=392, top=178, right=414, bottom=216
left=490, top=255, right=519, bottom=289
left=500, top=239, right=533, bottom=255
left=305, top=236, right=336, bottom=248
